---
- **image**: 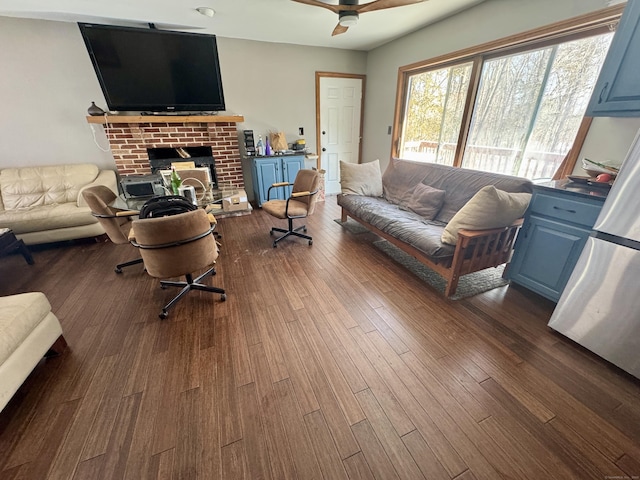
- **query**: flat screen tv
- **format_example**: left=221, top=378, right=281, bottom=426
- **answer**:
left=79, top=23, right=225, bottom=113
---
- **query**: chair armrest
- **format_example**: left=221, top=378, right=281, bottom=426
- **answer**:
left=91, top=209, right=139, bottom=219
left=115, top=210, right=140, bottom=217
left=283, top=187, right=320, bottom=216
left=131, top=226, right=215, bottom=249
left=267, top=182, right=293, bottom=201
left=291, top=191, right=311, bottom=198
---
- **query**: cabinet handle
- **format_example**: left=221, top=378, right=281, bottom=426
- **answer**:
left=598, top=82, right=609, bottom=104
left=553, top=205, right=576, bottom=214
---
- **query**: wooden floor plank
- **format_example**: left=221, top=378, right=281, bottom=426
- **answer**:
left=286, top=320, right=360, bottom=459
left=402, top=430, right=452, bottom=479
left=296, top=305, right=366, bottom=426
left=343, top=452, right=377, bottom=480
left=196, top=347, right=221, bottom=479
left=215, top=315, right=243, bottom=447
left=237, top=382, right=272, bottom=480
left=1, top=200, right=640, bottom=479
left=174, top=388, right=201, bottom=480
left=355, top=389, right=425, bottom=479
left=221, top=441, right=246, bottom=480
left=273, top=379, right=322, bottom=480
left=248, top=343, right=297, bottom=480
left=304, top=410, right=350, bottom=480
left=351, top=419, right=400, bottom=480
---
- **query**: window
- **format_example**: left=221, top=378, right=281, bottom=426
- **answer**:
left=395, top=8, right=622, bottom=180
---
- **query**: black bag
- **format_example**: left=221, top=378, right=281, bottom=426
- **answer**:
left=138, top=195, right=197, bottom=219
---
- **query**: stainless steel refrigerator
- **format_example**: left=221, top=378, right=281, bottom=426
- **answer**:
left=548, top=130, right=640, bottom=379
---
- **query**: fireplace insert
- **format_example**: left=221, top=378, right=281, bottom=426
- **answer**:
left=147, top=147, right=218, bottom=189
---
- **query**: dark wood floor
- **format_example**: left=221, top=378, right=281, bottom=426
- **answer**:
left=1, top=198, right=640, bottom=479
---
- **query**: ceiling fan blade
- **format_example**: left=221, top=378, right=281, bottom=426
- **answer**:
left=291, top=0, right=341, bottom=14
left=332, top=23, right=349, bottom=36
left=356, top=0, right=427, bottom=13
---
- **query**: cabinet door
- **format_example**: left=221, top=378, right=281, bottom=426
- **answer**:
left=254, top=158, right=281, bottom=206
left=508, top=216, right=592, bottom=302
left=587, top=1, right=640, bottom=117
left=281, top=156, right=304, bottom=198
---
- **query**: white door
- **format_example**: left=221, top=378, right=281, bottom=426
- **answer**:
left=318, top=76, right=363, bottom=195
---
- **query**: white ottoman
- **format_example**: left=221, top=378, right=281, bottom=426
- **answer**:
left=0, top=292, right=66, bottom=412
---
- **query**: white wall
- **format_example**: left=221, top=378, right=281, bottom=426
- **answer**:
left=216, top=37, right=366, bottom=195
left=0, top=17, right=115, bottom=170
left=0, top=17, right=367, bottom=184
left=362, top=0, right=640, bottom=172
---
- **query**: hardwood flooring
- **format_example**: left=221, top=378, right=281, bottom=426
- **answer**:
left=1, top=198, right=639, bottom=479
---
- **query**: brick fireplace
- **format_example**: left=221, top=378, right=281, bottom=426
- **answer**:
left=86, top=115, right=245, bottom=189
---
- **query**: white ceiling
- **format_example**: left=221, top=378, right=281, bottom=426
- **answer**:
left=0, top=0, right=487, bottom=51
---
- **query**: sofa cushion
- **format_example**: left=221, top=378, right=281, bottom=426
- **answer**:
left=0, top=164, right=100, bottom=210
left=340, top=160, right=383, bottom=197
left=441, top=186, right=532, bottom=245
left=406, top=184, right=445, bottom=220
left=382, top=158, right=429, bottom=206
left=0, top=203, right=98, bottom=235
left=0, top=292, right=52, bottom=366
left=338, top=194, right=455, bottom=259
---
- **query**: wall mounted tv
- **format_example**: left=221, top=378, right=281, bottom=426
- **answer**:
left=79, top=23, right=225, bottom=113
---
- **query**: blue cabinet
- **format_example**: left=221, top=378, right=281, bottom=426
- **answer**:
left=587, top=1, right=640, bottom=117
left=251, top=155, right=304, bottom=206
left=506, top=186, right=605, bottom=302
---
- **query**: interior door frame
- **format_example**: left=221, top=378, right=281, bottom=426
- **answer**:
left=315, top=71, right=367, bottom=170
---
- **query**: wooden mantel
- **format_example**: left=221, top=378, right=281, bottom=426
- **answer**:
left=86, top=114, right=244, bottom=124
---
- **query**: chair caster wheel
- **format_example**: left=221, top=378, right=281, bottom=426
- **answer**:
left=221, top=294, right=227, bottom=301
left=303, top=227, right=307, bottom=233
left=309, top=240, right=313, bottom=246
left=160, top=284, right=167, bottom=290
left=159, top=311, right=168, bottom=319
left=273, top=242, right=277, bottom=248
left=115, top=268, right=122, bottom=274
left=270, top=230, right=274, bottom=236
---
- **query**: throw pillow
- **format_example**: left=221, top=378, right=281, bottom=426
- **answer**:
left=340, top=160, right=383, bottom=197
left=406, top=183, right=445, bottom=220
left=441, top=185, right=531, bottom=245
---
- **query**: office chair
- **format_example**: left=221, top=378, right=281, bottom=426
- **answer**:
left=262, top=169, right=320, bottom=247
left=130, top=209, right=226, bottom=319
left=81, top=185, right=143, bottom=273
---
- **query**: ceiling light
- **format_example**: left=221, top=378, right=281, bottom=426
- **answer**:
left=196, top=7, right=215, bottom=17
left=338, top=11, right=359, bottom=27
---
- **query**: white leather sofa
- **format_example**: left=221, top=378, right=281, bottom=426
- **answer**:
left=0, top=292, right=66, bottom=412
left=0, top=164, right=117, bottom=245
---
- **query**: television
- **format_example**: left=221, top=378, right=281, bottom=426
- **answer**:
left=79, top=23, right=226, bottom=113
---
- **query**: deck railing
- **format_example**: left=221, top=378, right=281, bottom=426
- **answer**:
left=401, top=141, right=565, bottom=180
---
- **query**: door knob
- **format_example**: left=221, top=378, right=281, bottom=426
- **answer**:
left=322, top=131, right=326, bottom=135
left=322, top=148, right=326, bottom=152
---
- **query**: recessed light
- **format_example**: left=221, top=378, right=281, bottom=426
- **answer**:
left=196, top=7, right=215, bottom=17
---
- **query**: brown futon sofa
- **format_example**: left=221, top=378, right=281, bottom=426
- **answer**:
left=338, top=158, right=533, bottom=297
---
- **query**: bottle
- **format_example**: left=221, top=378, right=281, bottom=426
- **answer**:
left=170, top=167, right=182, bottom=195
left=256, top=135, right=264, bottom=156
left=265, top=137, right=272, bottom=156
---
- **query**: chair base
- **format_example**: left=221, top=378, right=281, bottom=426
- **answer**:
left=270, top=218, right=313, bottom=247
left=158, top=266, right=226, bottom=319
left=115, top=257, right=144, bottom=274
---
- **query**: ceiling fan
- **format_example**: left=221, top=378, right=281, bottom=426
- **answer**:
left=292, top=0, right=427, bottom=36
